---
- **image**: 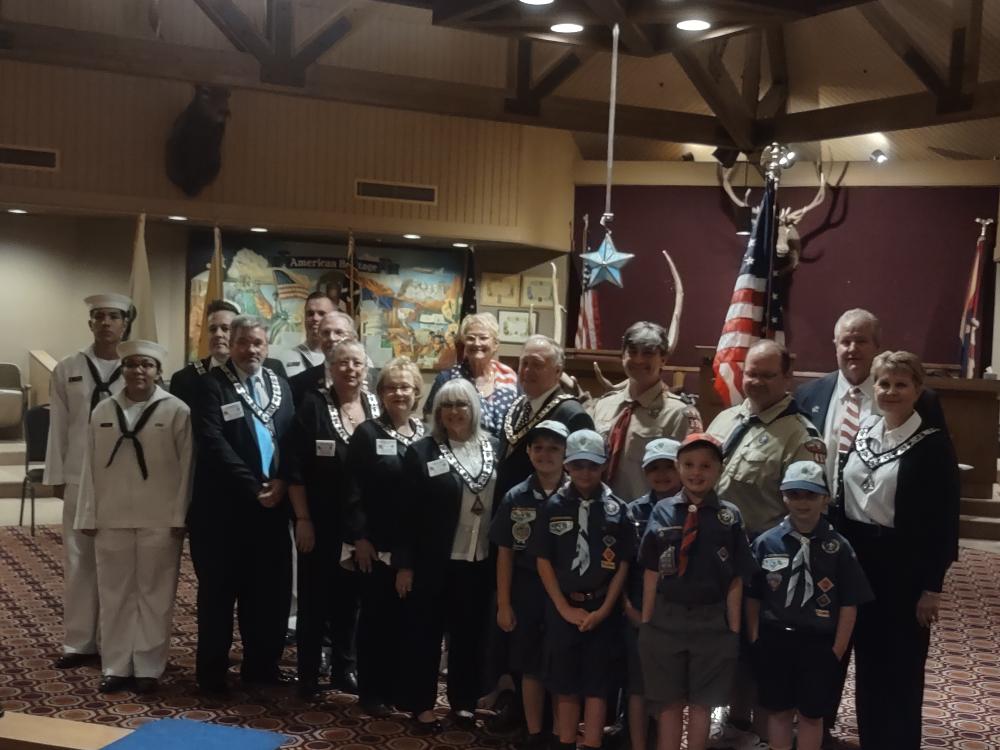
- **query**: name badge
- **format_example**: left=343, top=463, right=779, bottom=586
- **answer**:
left=376, top=439, right=397, bottom=456
left=221, top=401, right=245, bottom=421
left=316, top=440, right=337, bottom=457
left=68, top=375, right=84, bottom=383
left=427, top=457, right=449, bottom=477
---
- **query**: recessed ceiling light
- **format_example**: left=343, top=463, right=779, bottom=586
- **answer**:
left=519, top=0, right=554, bottom=5
left=677, top=19, right=711, bottom=31
left=403, top=233, right=421, bottom=240
left=250, top=227, right=268, bottom=233
left=167, top=215, right=188, bottom=222
left=7, top=208, right=27, bottom=214
left=551, top=23, right=584, bottom=33
left=453, top=242, right=470, bottom=248
left=870, top=149, right=889, bottom=164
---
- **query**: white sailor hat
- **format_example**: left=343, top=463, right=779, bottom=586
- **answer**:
left=780, top=461, right=829, bottom=495
left=564, top=429, right=607, bottom=465
left=117, top=340, right=167, bottom=366
left=84, top=293, right=133, bottom=313
left=642, top=438, right=681, bottom=468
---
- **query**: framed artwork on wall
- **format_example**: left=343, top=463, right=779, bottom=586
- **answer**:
left=498, top=309, right=538, bottom=344
left=520, top=275, right=555, bottom=308
left=480, top=273, right=521, bottom=307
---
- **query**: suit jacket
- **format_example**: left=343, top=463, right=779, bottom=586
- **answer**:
left=289, top=363, right=324, bottom=408
left=169, top=357, right=288, bottom=411
left=495, top=393, right=593, bottom=501
left=399, top=434, right=499, bottom=594
left=795, top=371, right=948, bottom=433
left=188, top=362, right=294, bottom=529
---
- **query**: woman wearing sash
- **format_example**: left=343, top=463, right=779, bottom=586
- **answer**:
left=398, top=378, right=499, bottom=733
left=344, top=356, right=425, bottom=716
left=840, top=351, right=959, bottom=750
left=288, top=338, right=380, bottom=698
left=75, top=340, right=193, bottom=694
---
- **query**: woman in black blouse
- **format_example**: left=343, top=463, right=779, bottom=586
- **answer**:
left=344, top=356, right=425, bottom=716
left=397, top=378, right=499, bottom=733
left=288, top=338, right=380, bottom=698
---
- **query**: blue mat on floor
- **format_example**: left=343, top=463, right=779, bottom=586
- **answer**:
left=102, top=718, right=286, bottom=749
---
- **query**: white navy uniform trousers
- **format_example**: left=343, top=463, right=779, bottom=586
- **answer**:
left=44, top=346, right=124, bottom=655
left=75, top=387, right=194, bottom=678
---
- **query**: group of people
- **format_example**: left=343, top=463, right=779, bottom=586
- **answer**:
left=42, top=292, right=959, bottom=750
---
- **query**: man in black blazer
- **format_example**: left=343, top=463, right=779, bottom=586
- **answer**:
left=496, top=335, right=593, bottom=501
left=169, top=299, right=287, bottom=410
left=187, top=314, right=296, bottom=693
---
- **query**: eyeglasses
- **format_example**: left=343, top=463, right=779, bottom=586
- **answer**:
left=123, top=360, right=158, bottom=370
left=383, top=384, right=415, bottom=393
left=440, top=401, right=471, bottom=411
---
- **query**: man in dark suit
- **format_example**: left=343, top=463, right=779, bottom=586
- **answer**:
left=187, top=314, right=296, bottom=694
left=793, top=307, right=948, bottom=750
left=496, top=335, right=594, bottom=501
left=169, top=299, right=287, bottom=409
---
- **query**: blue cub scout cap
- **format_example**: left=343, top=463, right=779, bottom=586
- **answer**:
left=564, top=429, right=607, bottom=465
left=642, top=438, right=681, bottom=469
left=780, top=460, right=829, bottom=495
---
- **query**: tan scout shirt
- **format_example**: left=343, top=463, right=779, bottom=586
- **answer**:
left=707, top=394, right=826, bottom=536
left=588, top=381, right=702, bottom=502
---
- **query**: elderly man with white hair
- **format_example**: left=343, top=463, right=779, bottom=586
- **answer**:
left=75, top=340, right=193, bottom=694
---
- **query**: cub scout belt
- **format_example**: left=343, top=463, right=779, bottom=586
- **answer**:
left=567, top=583, right=610, bottom=602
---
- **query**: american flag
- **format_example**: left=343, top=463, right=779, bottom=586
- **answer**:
left=273, top=269, right=310, bottom=300
left=455, top=246, right=477, bottom=361
left=959, top=223, right=989, bottom=378
left=575, top=264, right=601, bottom=349
left=712, top=177, right=782, bottom=406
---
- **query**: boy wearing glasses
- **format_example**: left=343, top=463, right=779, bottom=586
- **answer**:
left=75, top=340, right=194, bottom=694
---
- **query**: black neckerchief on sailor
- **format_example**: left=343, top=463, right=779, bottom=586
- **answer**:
left=84, top=355, right=122, bottom=414
left=105, top=398, right=164, bottom=480
left=852, top=417, right=938, bottom=491
left=375, top=412, right=425, bottom=448
left=221, top=362, right=282, bottom=436
left=322, top=385, right=381, bottom=445
left=722, top=399, right=800, bottom=459
left=502, top=392, right=575, bottom=449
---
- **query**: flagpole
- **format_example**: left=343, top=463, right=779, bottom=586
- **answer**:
left=761, top=143, right=789, bottom=340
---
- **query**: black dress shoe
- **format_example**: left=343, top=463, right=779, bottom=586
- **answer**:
left=242, top=669, right=297, bottom=686
left=98, top=676, right=132, bottom=693
left=297, top=678, right=328, bottom=699
left=133, top=677, right=159, bottom=694
left=330, top=669, right=358, bottom=694
left=55, top=653, right=99, bottom=669
left=486, top=690, right=524, bottom=734
left=450, top=710, right=477, bottom=731
left=198, top=679, right=230, bottom=696
left=360, top=701, right=392, bottom=718
left=412, top=717, right=443, bottom=735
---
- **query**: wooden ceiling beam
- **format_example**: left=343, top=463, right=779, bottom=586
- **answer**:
left=742, top=29, right=762, bottom=115
left=193, top=0, right=271, bottom=63
left=758, top=78, right=1000, bottom=143
left=293, top=14, right=353, bottom=70
left=579, top=0, right=655, bottom=56
left=757, top=24, right=787, bottom=119
left=0, top=20, right=735, bottom=147
left=675, top=40, right=755, bottom=151
left=505, top=39, right=587, bottom=115
left=859, top=3, right=947, bottom=97
left=432, top=0, right=512, bottom=25
left=947, top=0, right=982, bottom=101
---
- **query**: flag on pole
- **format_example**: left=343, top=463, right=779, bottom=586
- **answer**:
left=196, top=227, right=225, bottom=359
left=712, top=177, right=782, bottom=406
left=574, top=214, right=601, bottom=349
left=959, top=220, right=991, bottom=378
left=455, top=245, right=478, bottom=362
left=128, top=213, right=159, bottom=342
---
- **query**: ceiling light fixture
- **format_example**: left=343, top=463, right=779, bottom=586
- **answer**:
left=403, top=233, right=421, bottom=240
left=453, top=242, right=470, bottom=248
left=870, top=149, right=889, bottom=164
left=7, top=208, right=27, bottom=214
left=551, top=23, right=584, bottom=33
left=167, top=215, right=188, bottom=221
left=519, top=0, right=554, bottom=5
left=677, top=19, right=711, bottom=31
left=250, top=227, right=268, bottom=233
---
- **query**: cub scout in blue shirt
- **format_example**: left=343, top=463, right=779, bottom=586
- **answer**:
left=637, top=433, right=756, bottom=750
left=531, top=429, right=632, bottom=750
left=745, top=461, right=873, bottom=750
left=624, top=438, right=681, bottom=750
left=489, top=420, right=569, bottom=750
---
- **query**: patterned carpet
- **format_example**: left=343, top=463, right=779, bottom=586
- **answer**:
left=1, top=526, right=999, bottom=749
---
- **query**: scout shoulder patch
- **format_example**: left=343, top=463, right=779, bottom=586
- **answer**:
left=804, top=438, right=827, bottom=465
left=510, top=508, right=536, bottom=523
left=761, top=555, right=789, bottom=571
left=684, top=406, right=703, bottom=433
left=817, top=577, right=834, bottom=592
left=512, top=522, right=532, bottom=545
left=822, top=539, right=841, bottom=554
left=604, top=499, right=620, bottom=515
left=549, top=519, right=574, bottom=536
left=717, top=507, right=736, bottom=526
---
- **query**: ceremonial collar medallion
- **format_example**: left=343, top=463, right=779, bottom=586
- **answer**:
left=375, top=414, right=425, bottom=447
left=323, top=388, right=381, bottom=445
left=222, top=364, right=282, bottom=433
left=502, top=393, right=575, bottom=446
left=437, top=437, right=495, bottom=493
left=854, top=420, right=938, bottom=472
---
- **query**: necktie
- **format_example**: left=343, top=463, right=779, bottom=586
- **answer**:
left=722, top=414, right=760, bottom=459
left=606, top=401, right=636, bottom=482
left=785, top=531, right=814, bottom=607
left=249, top=375, right=275, bottom=477
left=105, top=399, right=163, bottom=480
left=678, top=504, right=699, bottom=576
left=570, top=498, right=593, bottom=576
left=838, top=387, right=863, bottom=453
left=84, top=356, right=122, bottom=413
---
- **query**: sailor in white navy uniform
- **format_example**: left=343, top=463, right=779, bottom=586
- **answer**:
left=275, top=291, right=336, bottom=378
left=75, top=340, right=193, bottom=695
left=45, top=292, right=133, bottom=669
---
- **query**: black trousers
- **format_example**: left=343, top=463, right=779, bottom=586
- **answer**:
left=398, top=559, right=492, bottom=715
left=356, top=560, right=401, bottom=705
left=189, top=520, right=291, bottom=685
left=846, top=523, right=931, bottom=750
left=296, top=529, right=359, bottom=682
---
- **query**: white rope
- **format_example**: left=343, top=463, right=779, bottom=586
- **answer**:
left=602, top=23, right=620, bottom=227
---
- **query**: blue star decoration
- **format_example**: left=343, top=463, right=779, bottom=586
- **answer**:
left=580, top=233, right=634, bottom=289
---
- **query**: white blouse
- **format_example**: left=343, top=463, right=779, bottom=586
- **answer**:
left=449, top=438, right=496, bottom=562
left=843, top=411, right=922, bottom=528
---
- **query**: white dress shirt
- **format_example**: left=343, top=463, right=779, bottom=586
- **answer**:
left=449, top=438, right=496, bottom=562
left=528, top=384, right=562, bottom=419
left=234, top=365, right=270, bottom=407
left=824, top=372, right=877, bottom=495
left=843, top=411, right=922, bottom=528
